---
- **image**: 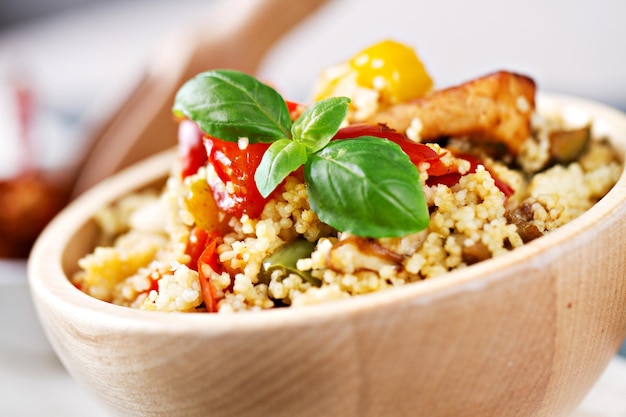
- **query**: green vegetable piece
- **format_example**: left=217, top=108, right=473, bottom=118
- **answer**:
left=305, top=137, right=429, bottom=238
left=259, top=239, right=321, bottom=287
left=549, top=125, right=591, bottom=164
left=172, top=69, right=291, bottom=143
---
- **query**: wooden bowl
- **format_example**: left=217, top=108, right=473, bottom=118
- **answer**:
left=28, top=94, right=626, bottom=417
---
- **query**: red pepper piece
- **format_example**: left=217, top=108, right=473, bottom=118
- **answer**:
left=195, top=230, right=223, bottom=313
left=178, top=119, right=208, bottom=178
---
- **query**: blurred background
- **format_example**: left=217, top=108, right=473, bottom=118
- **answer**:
left=0, top=0, right=625, bottom=414
left=2, top=0, right=626, bottom=136
left=1, top=0, right=625, bottom=256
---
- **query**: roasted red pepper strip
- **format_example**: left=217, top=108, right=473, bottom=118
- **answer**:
left=148, top=275, right=160, bottom=293
left=195, top=230, right=223, bottom=313
left=427, top=154, right=514, bottom=198
left=459, top=154, right=514, bottom=198
left=333, top=124, right=451, bottom=175
left=185, top=227, right=210, bottom=271
left=178, top=119, right=208, bottom=178
left=334, top=124, right=513, bottom=197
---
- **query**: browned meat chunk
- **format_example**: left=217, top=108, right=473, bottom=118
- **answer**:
left=367, top=71, right=536, bottom=154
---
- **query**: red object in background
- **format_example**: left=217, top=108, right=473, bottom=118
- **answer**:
left=14, top=77, right=35, bottom=171
left=0, top=173, right=70, bottom=258
left=0, top=75, right=70, bottom=258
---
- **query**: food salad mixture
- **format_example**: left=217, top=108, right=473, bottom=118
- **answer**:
left=72, top=40, right=623, bottom=313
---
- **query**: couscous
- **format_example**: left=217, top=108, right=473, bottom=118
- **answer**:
left=72, top=40, right=622, bottom=313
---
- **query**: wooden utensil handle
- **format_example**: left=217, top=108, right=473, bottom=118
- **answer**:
left=71, top=0, right=328, bottom=198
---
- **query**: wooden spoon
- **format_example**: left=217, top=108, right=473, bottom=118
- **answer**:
left=70, top=0, right=327, bottom=198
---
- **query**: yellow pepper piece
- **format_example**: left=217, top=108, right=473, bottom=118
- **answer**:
left=349, top=39, right=433, bottom=104
left=185, top=175, right=220, bottom=232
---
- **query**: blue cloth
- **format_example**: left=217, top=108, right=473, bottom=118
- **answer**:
left=620, top=340, right=626, bottom=357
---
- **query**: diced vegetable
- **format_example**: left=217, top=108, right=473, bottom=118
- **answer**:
left=549, top=125, right=591, bottom=164
left=259, top=239, right=321, bottom=287
left=184, top=180, right=221, bottom=232
left=204, top=137, right=271, bottom=218
left=178, top=119, right=208, bottom=178
left=196, top=231, right=223, bottom=312
left=315, top=39, right=433, bottom=104
left=333, top=124, right=447, bottom=172
left=349, top=39, right=433, bottom=103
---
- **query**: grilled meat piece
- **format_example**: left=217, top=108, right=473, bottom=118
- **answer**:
left=368, top=71, right=536, bottom=154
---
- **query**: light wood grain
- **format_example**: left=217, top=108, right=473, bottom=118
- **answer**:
left=29, top=94, right=626, bottom=417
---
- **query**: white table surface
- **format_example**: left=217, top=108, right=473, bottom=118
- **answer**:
left=1, top=0, right=625, bottom=415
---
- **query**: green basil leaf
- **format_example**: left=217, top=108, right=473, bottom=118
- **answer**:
left=172, top=69, right=291, bottom=143
left=255, top=139, right=308, bottom=198
left=291, top=97, right=350, bottom=152
left=304, top=137, right=429, bottom=238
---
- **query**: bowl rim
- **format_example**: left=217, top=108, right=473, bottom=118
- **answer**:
left=27, top=92, right=626, bottom=333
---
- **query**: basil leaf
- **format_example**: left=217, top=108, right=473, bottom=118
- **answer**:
left=173, top=70, right=291, bottom=143
left=255, top=139, right=308, bottom=198
left=291, top=97, right=350, bottom=152
left=304, top=137, right=429, bottom=238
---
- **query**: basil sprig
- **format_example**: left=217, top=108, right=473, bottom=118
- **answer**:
left=173, top=70, right=429, bottom=238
